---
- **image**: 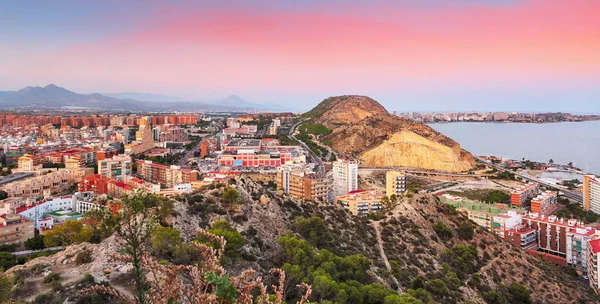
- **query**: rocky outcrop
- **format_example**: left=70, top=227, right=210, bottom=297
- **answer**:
left=304, top=95, right=475, bottom=172
left=361, top=130, right=474, bottom=172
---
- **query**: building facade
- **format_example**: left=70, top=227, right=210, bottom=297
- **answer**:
left=583, top=175, right=600, bottom=214
left=332, top=159, right=358, bottom=197
left=336, top=190, right=383, bottom=216
left=136, top=160, right=197, bottom=187
left=510, top=183, right=540, bottom=207
left=276, top=165, right=328, bottom=201
left=385, top=170, right=406, bottom=197
left=98, top=155, right=132, bottom=180
left=0, top=214, right=34, bottom=249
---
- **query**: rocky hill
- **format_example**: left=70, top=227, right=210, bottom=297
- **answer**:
left=302, top=95, right=475, bottom=172
left=4, top=177, right=597, bottom=303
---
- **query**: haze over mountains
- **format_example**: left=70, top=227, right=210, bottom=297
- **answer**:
left=0, top=84, right=288, bottom=112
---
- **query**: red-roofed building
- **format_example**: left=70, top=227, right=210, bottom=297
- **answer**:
left=587, top=238, right=600, bottom=294
left=78, top=174, right=110, bottom=195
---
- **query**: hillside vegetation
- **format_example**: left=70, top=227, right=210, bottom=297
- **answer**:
left=2, top=177, right=597, bottom=303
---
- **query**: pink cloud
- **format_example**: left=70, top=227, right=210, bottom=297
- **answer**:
left=5, top=0, right=599, bottom=94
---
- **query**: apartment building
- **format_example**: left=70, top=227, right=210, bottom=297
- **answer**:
left=441, top=196, right=516, bottom=231
left=514, top=213, right=597, bottom=270
left=336, top=190, right=383, bottom=216
left=276, top=165, right=328, bottom=201
left=0, top=214, right=34, bottom=249
left=530, top=191, right=559, bottom=215
left=13, top=154, right=42, bottom=173
left=492, top=209, right=524, bottom=236
left=588, top=238, right=600, bottom=294
left=583, top=175, right=600, bottom=214
left=0, top=168, right=93, bottom=198
left=510, top=183, right=540, bottom=207
left=505, top=224, right=538, bottom=250
left=136, top=160, right=197, bottom=187
left=385, top=170, right=406, bottom=197
left=98, top=155, right=132, bottom=180
left=332, top=159, right=358, bottom=197
left=78, top=174, right=110, bottom=195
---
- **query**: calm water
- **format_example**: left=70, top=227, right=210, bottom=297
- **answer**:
left=428, top=121, right=600, bottom=175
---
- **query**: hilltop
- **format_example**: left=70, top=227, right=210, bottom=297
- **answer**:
left=302, top=95, right=475, bottom=172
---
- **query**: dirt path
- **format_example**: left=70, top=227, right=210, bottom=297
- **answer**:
left=372, top=221, right=403, bottom=294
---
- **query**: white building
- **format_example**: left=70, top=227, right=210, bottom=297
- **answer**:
left=332, top=159, right=358, bottom=197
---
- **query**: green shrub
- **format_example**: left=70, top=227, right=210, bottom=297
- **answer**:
left=75, top=249, right=94, bottom=264
left=433, top=221, right=454, bottom=240
left=43, top=272, right=61, bottom=284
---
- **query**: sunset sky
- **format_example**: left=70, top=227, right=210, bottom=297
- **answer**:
left=1, top=0, right=599, bottom=112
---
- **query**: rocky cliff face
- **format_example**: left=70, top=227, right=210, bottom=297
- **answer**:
left=304, top=95, right=475, bottom=172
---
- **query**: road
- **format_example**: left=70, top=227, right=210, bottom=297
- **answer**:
left=476, top=157, right=583, bottom=203
left=178, top=123, right=222, bottom=167
left=289, top=119, right=325, bottom=177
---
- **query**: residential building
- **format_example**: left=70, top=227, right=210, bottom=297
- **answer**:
left=0, top=168, right=93, bottom=198
left=385, top=170, right=406, bottom=197
left=510, top=183, right=540, bottom=207
left=512, top=213, right=598, bottom=271
left=583, top=175, right=600, bottom=214
left=336, top=190, right=383, bottom=216
left=136, top=160, right=197, bottom=187
left=504, top=224, right=538, bottom=250
left=0, top=214, right=34, bottom=249
left=332, top=159, right=358, bottom=197
left=276, top=165, right=328, bottom=201
left=587, top=238, right=600, bottom=294
left=98, top=155, right=132, bottom=180
left=530, top=191, right=559, bottom=215
left=492, top=209, right=524, bottom=236
left=13, top=154, right=42, bottom=173
left=78, top=174, right=110, bottom=195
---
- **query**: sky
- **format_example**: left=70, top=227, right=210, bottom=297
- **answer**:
left=1, top=0, right=599, bottom=113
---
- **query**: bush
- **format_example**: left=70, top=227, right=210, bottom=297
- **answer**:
left=427, top=278, right=448, bottom=296
left=75, top=249, right=94, bottom=264
left=43, top=272, right=61, bottom=284
left=34, top=293, right=62, bottom=304
left=433, top=221, right=454, bottom=240
left=458, top=221, right=474, bottom=240
left=30, top=263, right=48, bottom=275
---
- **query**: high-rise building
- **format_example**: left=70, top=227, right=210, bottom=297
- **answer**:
left=385, top=170, right=406, bottom=197
left=98, top=155, right=132, bottom=180
left=332, top=159, right=358, bottom=196
left=583, top=175, right=600, bottom=214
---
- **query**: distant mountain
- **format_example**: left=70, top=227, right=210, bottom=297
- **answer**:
left=103, top=92, right=186, bottom=103
left=0, top=85, right=270, bottom=112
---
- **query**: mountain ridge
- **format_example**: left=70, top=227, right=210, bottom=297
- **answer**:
left=0, top=84, right=269, bottom=112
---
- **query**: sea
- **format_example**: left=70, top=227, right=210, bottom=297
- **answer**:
left=428, top=121, right=600, bottom=175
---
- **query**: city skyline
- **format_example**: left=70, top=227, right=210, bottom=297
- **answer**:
left=1, top=0, right=599, bottom=113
